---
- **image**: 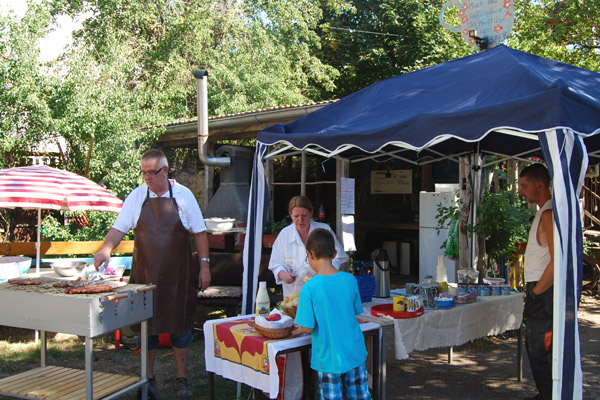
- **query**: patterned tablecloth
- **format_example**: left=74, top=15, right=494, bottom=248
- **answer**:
left=361, top=293, right=524, bottom=360
left=204, top=316, right=380, bottom=398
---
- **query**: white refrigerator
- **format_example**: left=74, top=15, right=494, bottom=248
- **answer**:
left=419, top=191, right=458, bottom=283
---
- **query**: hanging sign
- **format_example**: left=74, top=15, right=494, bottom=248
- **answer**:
left=341, top=177, right=355, bottom=214
left=370, top=170, right=412, bottom=194
left=440, top=0, right=514, bottom=50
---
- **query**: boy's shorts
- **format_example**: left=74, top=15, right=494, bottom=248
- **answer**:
left=317, top=364, right=372, bottom=400
left=145, top=330, right=194, bottom=351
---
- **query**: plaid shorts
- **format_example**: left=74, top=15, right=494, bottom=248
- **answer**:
left=318, top=364, right=372, bottom=400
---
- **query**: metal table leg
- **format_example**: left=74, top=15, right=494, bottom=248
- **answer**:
left=141, top=320, right=149, bottom=399
left=85, top=336, right=93, bottom=400
left=517, top=326, right=523, bottom=381
left=208, top=371, right=215, bottom=400
left=371, top=330, right=380, bottom=400
left=379, top=327, right=387, bottom=400
left=40, top=330, right=46, bottom=367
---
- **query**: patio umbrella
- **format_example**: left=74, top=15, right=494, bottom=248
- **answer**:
left=0, top=165, right=123, bottom=274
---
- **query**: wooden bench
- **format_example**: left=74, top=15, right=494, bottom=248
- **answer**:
left=0, top=241, right=134, bottom=257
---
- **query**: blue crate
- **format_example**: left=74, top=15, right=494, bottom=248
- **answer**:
left=355, top=274, right=375, bottom=303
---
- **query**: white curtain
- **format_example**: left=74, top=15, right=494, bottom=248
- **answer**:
left=539, top=128, right=587, bottom=400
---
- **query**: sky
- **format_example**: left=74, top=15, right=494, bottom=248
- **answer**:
left=0, top=0, right=84, bottom=62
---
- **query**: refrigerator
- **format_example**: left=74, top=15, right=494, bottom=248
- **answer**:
left=419, top=190, right=459, bottom=283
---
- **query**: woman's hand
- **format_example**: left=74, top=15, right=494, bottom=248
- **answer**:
left=278, top=270, right=296, bottom=284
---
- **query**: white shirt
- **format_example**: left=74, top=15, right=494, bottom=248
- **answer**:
left=112, top=180, right=207, bottom=234
left=524, top=199, right=552, bottom=283
left=268, top=220, right=348, bottom=297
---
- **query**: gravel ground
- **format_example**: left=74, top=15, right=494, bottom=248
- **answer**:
left=383, top=294, right=600, bottom=400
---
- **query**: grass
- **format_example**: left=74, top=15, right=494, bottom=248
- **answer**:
left=0, top=305, right=270, bottom=400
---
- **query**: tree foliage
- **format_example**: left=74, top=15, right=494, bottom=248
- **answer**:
left=0, top=3, right=53, bottom=168
left=508, top=0, right=600, bottom=70
left=316, top=0, right=474, bottom=97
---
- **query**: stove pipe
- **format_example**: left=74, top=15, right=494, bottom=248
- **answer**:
left=193, top=69, right=230, bottom=167
left=193, top=69, right=251, bottom=223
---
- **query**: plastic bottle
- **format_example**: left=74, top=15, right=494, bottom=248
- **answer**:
left=255, top=281, right=270, bottom=316
left=318, top=203, right=325, bottom=220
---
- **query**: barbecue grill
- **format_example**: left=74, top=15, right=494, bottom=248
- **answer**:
left=0, top=277, right=155, bottom=400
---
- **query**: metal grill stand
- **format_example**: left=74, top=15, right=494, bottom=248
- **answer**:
left=0, top=282, right=155, bottom=400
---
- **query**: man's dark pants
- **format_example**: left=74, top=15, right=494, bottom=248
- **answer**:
left=525, top=282, right=553, bottom=400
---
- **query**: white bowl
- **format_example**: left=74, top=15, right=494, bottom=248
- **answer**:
left=205, top=217, right=235, bottom=232
left=0, top=256, right=32, bottom=282
left=51, top=260, right=87, bottom=277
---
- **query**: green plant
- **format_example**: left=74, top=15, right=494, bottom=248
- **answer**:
left=435, top=187, right=534, bottom=276
left=264, top=218, right=289, bottom=234
left=472, top=189, right=533, bottom=274
left=434, top=191, right=461, bottom=253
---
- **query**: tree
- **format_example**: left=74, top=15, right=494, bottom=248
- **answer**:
left=55, top=0, right=341, bottom=115
left=314, top=0, right=474, bottom=97
left=0, top=2, right=53, bottom=168
left=507, top=0, right=600, bottom=71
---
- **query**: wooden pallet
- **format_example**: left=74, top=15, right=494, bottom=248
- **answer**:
left=0, top=365, right=140, bottom=400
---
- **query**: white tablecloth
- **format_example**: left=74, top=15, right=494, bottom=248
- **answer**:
left=204, top=315, right=380, bottom=398
left=361, top=293, right=524, bottom=360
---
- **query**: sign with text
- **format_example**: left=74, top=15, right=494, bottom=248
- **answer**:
left=440, top=0, right=514, bottom=50
left=370, top=170, right=412, bottom=194
left=340, top=177, right=355, bottom=214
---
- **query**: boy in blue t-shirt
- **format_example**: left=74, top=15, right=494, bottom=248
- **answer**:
left=295, top=228, right=371, bottom=400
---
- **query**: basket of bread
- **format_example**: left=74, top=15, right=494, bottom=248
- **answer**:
left=254, top=310, right=295, bottom=339
left=278, top=291, right=299, bottom=318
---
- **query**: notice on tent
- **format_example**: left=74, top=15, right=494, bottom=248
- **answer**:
left=371, top=170, right=412, bottom=194
left=340, top=177, right=355, bottom=214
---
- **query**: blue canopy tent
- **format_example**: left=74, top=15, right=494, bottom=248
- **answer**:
left=243, top=45, right=600, bottom=399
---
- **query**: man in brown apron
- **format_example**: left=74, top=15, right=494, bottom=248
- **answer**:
left=95, top=150, right=211, bottom=399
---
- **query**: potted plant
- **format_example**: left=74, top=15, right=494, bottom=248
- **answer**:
left=262, top=218, right=290, bottom=248
left=471, top=189, right=533, bottom=277
left=436, top=187, right=533, bottom=278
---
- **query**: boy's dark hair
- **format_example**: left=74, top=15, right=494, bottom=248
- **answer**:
left=520, top=163, right=550, bottom=188
left=305, top=228, right=336, bottom=259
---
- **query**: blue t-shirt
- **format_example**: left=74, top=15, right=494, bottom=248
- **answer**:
left=294, top=271, right=367, bottom=374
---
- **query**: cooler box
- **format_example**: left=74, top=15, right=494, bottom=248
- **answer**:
left=355, top=274, right=376, bottom=303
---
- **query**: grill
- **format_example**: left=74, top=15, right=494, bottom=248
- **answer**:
left=0, top=277, right=155, bottom=400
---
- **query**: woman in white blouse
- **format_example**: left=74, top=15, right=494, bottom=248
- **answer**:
left=268, top=195, right=348, bottom=297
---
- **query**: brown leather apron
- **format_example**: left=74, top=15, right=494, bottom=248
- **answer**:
left=130, top=182, right=199, bottom=335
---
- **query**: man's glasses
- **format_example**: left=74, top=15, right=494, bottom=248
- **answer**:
left=140, top=166, right=164, bottom=178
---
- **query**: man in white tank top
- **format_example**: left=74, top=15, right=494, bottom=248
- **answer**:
left=519, top=163, right=554, bottom=400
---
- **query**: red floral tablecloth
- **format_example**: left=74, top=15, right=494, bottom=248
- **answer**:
left=213, top=319, right=305, bottom=374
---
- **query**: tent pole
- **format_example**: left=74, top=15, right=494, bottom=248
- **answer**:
left=301, top=151, right=306, bottom=196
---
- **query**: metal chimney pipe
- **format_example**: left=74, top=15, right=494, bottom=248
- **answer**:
left=193, top=69, right=231, bottom=167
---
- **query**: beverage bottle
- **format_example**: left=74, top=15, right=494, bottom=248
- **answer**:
left=255, top=281, right=270, bottom=316
left=318, top=204, right=325, bottom=220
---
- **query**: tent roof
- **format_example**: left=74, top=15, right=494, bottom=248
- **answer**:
left=259, top=46, right=600, bottom=163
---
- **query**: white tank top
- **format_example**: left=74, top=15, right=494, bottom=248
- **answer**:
left=524, top=199, right=553, bottom=283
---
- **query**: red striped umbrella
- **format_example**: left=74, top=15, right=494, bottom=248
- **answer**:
left=0, top=165, right=123, bottom=272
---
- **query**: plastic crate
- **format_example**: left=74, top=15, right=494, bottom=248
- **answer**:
left=355, top=274, right=376, bottom=303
